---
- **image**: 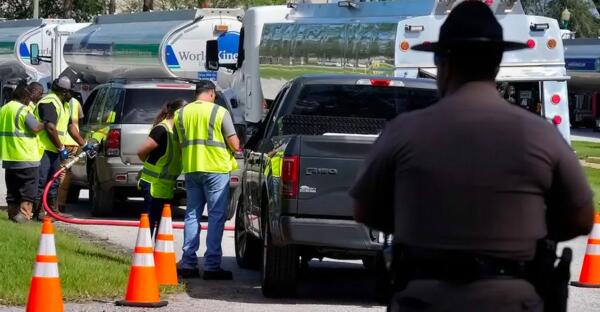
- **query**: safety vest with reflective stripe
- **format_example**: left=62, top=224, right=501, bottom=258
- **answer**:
left=174, top=101, right=237, bottom=174
left=0, top=101, right=43, bottom=162
left=139, top=120, right=182, bottom=199
left=34, top=93, right=69, bottom=153
left=62, top=98, right=81, bottom=146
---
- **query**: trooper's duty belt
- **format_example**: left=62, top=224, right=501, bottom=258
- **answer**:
left=394, top=247, right=528, bottom=282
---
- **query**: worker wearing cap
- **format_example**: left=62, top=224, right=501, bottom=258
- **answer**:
left=56, top=92, right=85, bottom=213
left=0, top=82, right=44, bottom=222
left=351, top=2, right=593, bottom=311
left=174, top=80, right=239, bottom=280
left=33, top=76, right=93, bottom=219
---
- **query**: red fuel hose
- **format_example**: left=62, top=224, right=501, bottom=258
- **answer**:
left=42, top=156, right=234, bottom=231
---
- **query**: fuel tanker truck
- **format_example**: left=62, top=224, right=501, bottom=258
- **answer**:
left=0, top=19, right=88, bottom=103
left=63, top=8, right=243, bottom=98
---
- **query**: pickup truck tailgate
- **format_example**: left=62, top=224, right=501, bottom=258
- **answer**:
left=296, top=135, right=376, bottom=218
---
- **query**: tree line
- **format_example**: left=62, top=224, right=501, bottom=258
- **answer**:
left=1, top=0, right=599, bottom=38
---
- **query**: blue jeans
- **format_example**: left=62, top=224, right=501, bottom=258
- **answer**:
left=180, top=172, right=229, bottom=271
left=139, top=179, right=168, bottom=238
left=37, top=151, right=60, bottom=201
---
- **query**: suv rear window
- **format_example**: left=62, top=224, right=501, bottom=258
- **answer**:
left=121, top=89, right=196, bottom=124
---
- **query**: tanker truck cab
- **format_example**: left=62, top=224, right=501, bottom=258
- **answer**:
left=396, top=1, right=570, bottom=141
left=0, top=18, right=81, bottom=102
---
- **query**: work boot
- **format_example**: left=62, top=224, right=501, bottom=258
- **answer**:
left=14, top=201, right=34, bottom=223
left=7, top=202, right=20, bottom=222
left=31, top=200, right=46, bottom=222
left=177, top=267, right=200, bottom=279
left=47, top=198, right=73, bottom=219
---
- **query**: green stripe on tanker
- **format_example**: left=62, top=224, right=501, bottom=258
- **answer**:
left=112, top=44, right=160, bottom=57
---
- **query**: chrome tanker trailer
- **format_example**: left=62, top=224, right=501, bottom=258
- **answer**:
left=64, top=9, right=243, bottom=89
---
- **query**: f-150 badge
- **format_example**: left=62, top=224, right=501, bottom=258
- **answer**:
left=306, top=168, right=338, bottom=175
left=300, top=185, right=317, bottom=193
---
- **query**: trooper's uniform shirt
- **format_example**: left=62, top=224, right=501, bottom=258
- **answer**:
left=350, top=82, right=592, bottom=310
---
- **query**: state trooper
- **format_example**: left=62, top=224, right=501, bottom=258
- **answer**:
left=350, top=2, right=594, bottom=311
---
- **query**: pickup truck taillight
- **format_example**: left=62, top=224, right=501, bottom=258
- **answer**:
left=281, top=155, right=299, bottom=199
left=106, top=129, right=121, bottom=156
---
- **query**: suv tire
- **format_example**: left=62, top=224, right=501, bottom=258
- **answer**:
left=235, top=198, right=261, bottom=270
left=89, top=164, right=114, bottom=216
left=261, top=220, right=299, bottom=298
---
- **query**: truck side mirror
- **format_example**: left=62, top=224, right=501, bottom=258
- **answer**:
left=30, top=43, right=40, bottom=65
left=206, top=40, right=219, bottom=71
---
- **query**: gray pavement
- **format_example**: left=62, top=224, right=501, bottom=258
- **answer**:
left=572, top=128, right=600, bottom=143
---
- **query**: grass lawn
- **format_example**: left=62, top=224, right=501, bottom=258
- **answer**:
left=0, top=212, right=181, bottom=305
left=572, top=141, right=600, bottom=211
left=572, top=141, right=600, bottom=160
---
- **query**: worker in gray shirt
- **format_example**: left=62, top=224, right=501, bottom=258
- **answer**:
left=350, top=2, right=594, bottom=311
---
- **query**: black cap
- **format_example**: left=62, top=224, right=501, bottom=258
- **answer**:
left=412, top=1, right=528, bottom=53
left=195, top=80, right=216, bottom=92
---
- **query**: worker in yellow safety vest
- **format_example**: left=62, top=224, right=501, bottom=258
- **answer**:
left=137, top=99, right=185, bottom=237
left=56, top=93, right=85, bottom=213
left=33, top=76, right=94, bottom=220
left=0, top=82, right=44, bottom=222
left=174, top=80, right=240, bottom=280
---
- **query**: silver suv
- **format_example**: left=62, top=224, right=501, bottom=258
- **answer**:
left=70, top=79, right=243, bottom=216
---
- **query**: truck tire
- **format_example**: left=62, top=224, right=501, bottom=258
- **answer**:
left=261, top=221, right=299, bottom=298
left=235, top=199, right=261, bottom=270
left=90, top=165, right=114, bottom=217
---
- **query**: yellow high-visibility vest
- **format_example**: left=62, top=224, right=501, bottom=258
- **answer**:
left=139, top=120, right=182, bottom=199
left=0, top=100, right=42, bottom=162
left=173, top=101, right=237, bottom=174
left=63, top=98, right=81, bottom=146
left=34, top=93, right=69, bottom=153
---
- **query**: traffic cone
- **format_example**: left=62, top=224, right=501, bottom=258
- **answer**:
left=154, top=204, right=178, bottom=285
left=571, top=213, right=600, bottom=288
left=116, top=213, right=168, bottom=307
left=26, top=217, right=63, bottom=312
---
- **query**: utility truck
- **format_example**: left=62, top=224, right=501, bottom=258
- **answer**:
left=0, top=19, right=87, bottom=103
left=206, top=0, right=571, bottom=141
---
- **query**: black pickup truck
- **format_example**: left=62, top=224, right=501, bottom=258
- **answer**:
left=234, top=74, right=438, bottom=297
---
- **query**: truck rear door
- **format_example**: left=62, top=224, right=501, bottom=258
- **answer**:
left=280, top=80, right=438, bottom=218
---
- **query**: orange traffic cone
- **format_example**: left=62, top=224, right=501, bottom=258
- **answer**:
left=116, top=213, right=168, bottom=307
left=26, top=217, right=63, bottom=312
left=572, top=213, right=600, bottom=287
left=154, top=204, right=178, bottom=286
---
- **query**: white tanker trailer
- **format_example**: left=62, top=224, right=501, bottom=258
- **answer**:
left=63, top=9, right=243, bottom=88
left=0, top=19, right=85, bottom=102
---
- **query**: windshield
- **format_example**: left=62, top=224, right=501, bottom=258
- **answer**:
left=277, top=84, right=438, bottom=136
left=121, top=89, right=195, bottom=124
